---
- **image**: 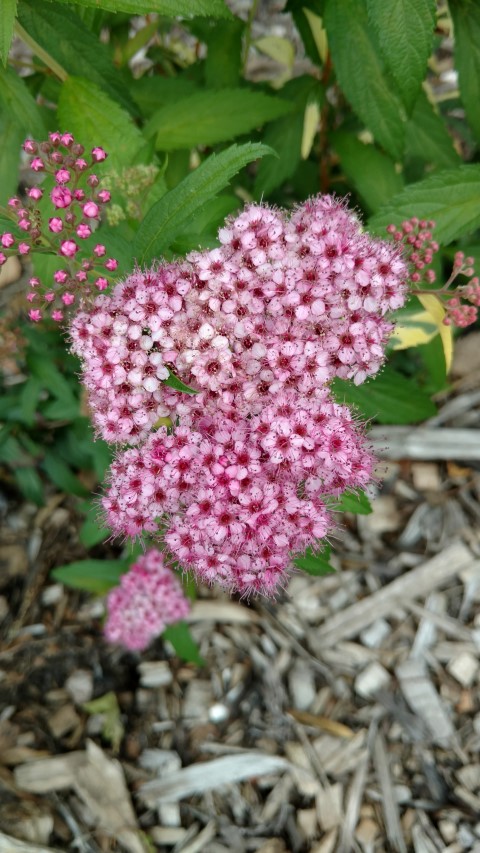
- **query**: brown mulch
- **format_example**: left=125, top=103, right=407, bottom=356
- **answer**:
left=1, top=335, right=480, bottom=853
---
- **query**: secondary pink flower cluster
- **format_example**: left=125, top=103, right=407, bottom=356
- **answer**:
left=0, top=132, right=116, bottom=322
left=70, top=197, right=408, bottom=445
left=102, top=391, right=373, bottom=595
left=388, top=220, right=479, bottom=328
left=104, top=549, right=190, bottom=651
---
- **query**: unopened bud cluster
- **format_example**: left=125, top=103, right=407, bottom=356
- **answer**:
left=0, top=132, right=117, bottom=323
left=388, top=219, right=479, bottom=328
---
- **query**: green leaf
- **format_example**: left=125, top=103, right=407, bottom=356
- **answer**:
left=18, top=0, right=137, bottom=115
left=83, top=692, right=124, bottom=752
left=51, top=559, right=129, bottom=594
left=42, top=452, right=89, bottom=497
left=369, top=165, right=480, bottom=244
left=79, top=513, right=110, bottom=548
left=255, top=76, right=320, bottom=198
left=14, top=466, right=44, bottom=506
left=58, top=77, right=145, bottom=172
left=163, top=621, right=205, bottom=666
left=0, top=0, right=17, bottom=66
left=134, top=142, right=273, bottom=264
left=294, top=545, right=336, bottom=576
left=205, top=19, right=244, bottom=88
left=163, top=372, right=199, bottom=395
left=324, top=0, right=406, bottom=159
left=366, top=0, right=435, bottom=112
left=19, top=376, right=42, bottom=427
left=171, top=193, right=240, bottom=252
left=43, top=0, right=232, bottom=17
left=332, top=131, right=404, bottom=212
left=144, top=88, right=292, bottom=151
left=450, top=0, right=480, bottom=143
left=0, top=64, right=46, bottom=137
left=333, top=490, right=373, bottom=515
left=0, top=114, right=23, bottom=204
left=27, top=355, right=78, bottom=410
left=331, top=368, right=437, bottom=424
left=405, top=89, right=461, bottom=169
left=130, top=75, right=199, bottom=118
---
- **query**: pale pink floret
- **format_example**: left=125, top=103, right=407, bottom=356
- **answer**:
left=104, top=549, right=190, bottom=651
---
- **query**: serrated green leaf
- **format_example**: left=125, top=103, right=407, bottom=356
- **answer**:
left=331, top=368, right=437, bottom=424
left=134, top=142, right=273, bottom=264
left=294, top=545, right=336, bottom=576
left=145, top=88, right=292, bottom=151
left=14, top=466, right=44, bottom=506
left=58, top=77, right=145, bottom=172
left=130, top=76, right=200, bottom=118
left=332, top=131, right=404, bottom=212
left=450, top=0, right=480, bottom=143
left=405, top=89, right=461, bottom=169
left=18, top=0, right=137, bottom=115
left=369, top=165, right=480, bottom=244
left=51, top=559, right=129, bottom=594
left=333, top=490, right=373, bottom=515
left=0, top=114, right=23, bottom=204
left=163, top=372, right=198, bottom=394
left=205, top=19, right=244, bottom=88
left=42, top=452, right=89, bottom=497
left=163, top=621, right=205, bottom=665
left=171, top=193, right=240, bottom=252
left=366, top=0, right=435, bottom=112
left=324, top=0, right=406, bottom=159
left=0, top=0, right=17, bottom=66
left=44, top=0, right=231, bottom=15
left=0, top=64, right=46, bottom=137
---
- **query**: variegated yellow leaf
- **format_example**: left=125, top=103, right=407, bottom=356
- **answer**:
left=304, top=8, right=328, bottom=62
left=390, top=310, right=437, bottom=350
left=302, top=100, right=320, bottom=159
left=417, top=293, right=453, bottom=372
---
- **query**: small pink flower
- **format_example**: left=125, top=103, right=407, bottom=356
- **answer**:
left=49, top=217, right=63, bottom=233
left=1, top=233, right=15, bottom=248
left=18, top=219, right=31, bottom=231
left=8, top=197, right=20, bottom=208
left=54, top=270, right=68, bottom=284
left=52, top=310, right=64, bottom=321
left=105, top=258, right=118, bottom=271
left=30, top=157, right=44, bottom=172
left=55, top=168, right=71, bottom=184
left=44, top=292, right=55, bottom=302
left=75, top=158, right=88, bottom=171
left=27, top=187, right=43, bottom=200
left=76, top=223, right=91, bottom=239
left=76, top=270, right=88, bottom=282
left=97, top=189, right=111, bottom=204
left=49, top=131, right=62, bottom=145
left=95, top=277, right=108, bottom=290
left=62, top=292, right=75, bottom=305
left=26, top=292, right=36, bottom=302
left=23, top=139, right=37, bottom=154
left=74, top=189, right=85, bottom=201
left=92, top=146, right=107, bottom=162
left=83, top=201, right=100, bottom=219
left=94, top=244, right=106, bottom=257
left=29, top=309, right=42, bottom=322
left=29, top=277, right=40, bottom=287
left=18, top=243, right=31, bottom=255
left=59, top=240, right=79, bottom=258
left=51, top=186, right=73, bottom=209
left=61, top=133, right=74, bottom=147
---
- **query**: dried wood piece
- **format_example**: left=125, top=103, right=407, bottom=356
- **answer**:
left=138, top=661, right=172, bottom=688
left=187, top=600, right=259, bottom=623
left=395, top=659, right=455, bottom=746
left=315, top=543, right=474, bottom=647
left=369, top=427, right=480, bottom=461
left=0, top=831, right=62, bottom=853
left=373, top=733, right=407, bottom=853
left=337, top=751, right=369, bottom=853
left=446, top=652, right=478, bottom=687
left=14, top=752, right=87, bottom=793
left=139, top=752, right=290, bottom=804
left=316, top=782, right=343, bottom=831
left=288, top=659, right=316, bottom=711
left=288, top=709, right=354, bottom=739
left=355, top=663, right=391, bottom=699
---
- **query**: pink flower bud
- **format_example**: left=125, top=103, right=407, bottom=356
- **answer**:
left=94, top=244, right=106, bottom=257
left=49, top=217, right=63, bottom=233
left=54, top=270, right=68, bottom=284
left=27, top=187, right=43, bottom=200
left=76, top=223, right=91, bottom=239
left=105, top=258, right=118, bottom=271
left=97, top=189, right=111, bottom=204
left=29, top=309, right=42, bottom=322
left=49, top=131, right=62, bottom=145
left=74, top=189, right=85, bottom=201
left=8, top=197, right=20, bottom=208
left=51, top=186, right=73, bottom=208
left=75, top=158, right=88, bottom=171
left=62, top=292, right=75, bottom=305
left=83, top=201, right=100, bottom=219
left=18, top=242, right=31, bottom=255
left=82, top=260, right=92, bottom=270
left=59, top=240, right=79, bottom=258
left=95, top=277, right=108, bottom=290
left=76, top=270, right=88, bottom=282
left=1, top=233, right=15, bottom=248
left=44, top=292, right=55, bottom=302
left=55, top=168, right=71, bottom=184
left=92, top=146, right=107, bottom=162
left=18, top=219, right=31, bottom=231
left=23, top=139, right=37, bottom=154
left=30, top=157, right=44, bottom=172
left=29, top=277, right=40, bottom=287
left=26, top=291, right=36, bottom=302
left=52, top=310, right=64, bottom=321
left=61, top=133, right=74, bottom=147
left=87, top=175, right=99, bottom=188
left=51, top=151, right=63, bottom=164
left=0, top=253, right=6, bottom=265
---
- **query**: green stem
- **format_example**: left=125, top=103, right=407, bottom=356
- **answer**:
left=242, top=0, right=261, bottom=74
left=14, top=22, right=68, bottom=82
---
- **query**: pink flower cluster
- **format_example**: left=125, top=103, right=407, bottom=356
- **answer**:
left=70, top=197, right=408, bottom=445
left=0, top=132, right=116, bottom=322
left=102, top=390, right=373, bottom=595
left=104, top=549, right=190, bottom=651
